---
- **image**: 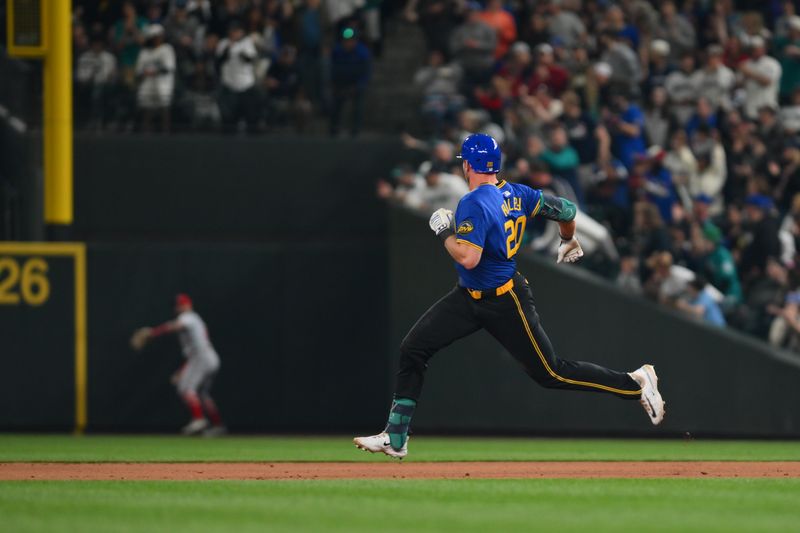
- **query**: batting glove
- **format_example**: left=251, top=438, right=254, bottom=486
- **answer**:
left=429, top=208, right=455, bottom=241
left=557, top=236, right=584, bottom=264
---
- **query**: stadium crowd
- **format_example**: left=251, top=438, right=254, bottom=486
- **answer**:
left=377, top=0, right=800, bottom=351
left=71, top=0, right=385, bottom=134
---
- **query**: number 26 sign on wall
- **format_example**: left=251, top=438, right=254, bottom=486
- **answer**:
left=0, top=243, right=87, bottom=432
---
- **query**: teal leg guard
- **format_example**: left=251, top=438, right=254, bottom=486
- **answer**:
left=385, top=397, right=416, bottom=450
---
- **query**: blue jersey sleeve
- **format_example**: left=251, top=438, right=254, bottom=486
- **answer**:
left=454, top=196, right=488, bottom=251
left=516, top=184, right=543, bottom=217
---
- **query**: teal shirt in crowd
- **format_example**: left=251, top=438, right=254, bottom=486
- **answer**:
left=776, top=36, right=800, bottom=97
left=540, top=147, right=579, bottom=173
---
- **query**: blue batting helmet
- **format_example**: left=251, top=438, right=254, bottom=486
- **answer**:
left=458, top=133, right=501, bottom=174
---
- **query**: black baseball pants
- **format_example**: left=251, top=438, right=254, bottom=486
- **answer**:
left=394, top=272, right=642, bottom=401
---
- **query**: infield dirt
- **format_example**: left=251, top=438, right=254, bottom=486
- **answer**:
left=2, top=461, right=799, bottom=480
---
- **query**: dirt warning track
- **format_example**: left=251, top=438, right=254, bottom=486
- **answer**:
left=2, top=462, right=799, bottom=480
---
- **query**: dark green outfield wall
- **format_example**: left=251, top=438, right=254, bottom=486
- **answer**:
left=389, top=207, right=800, bottom=437
left=73, top=135, right=415, bottom=241
left=73, top=136, right=408, bottom=431
left=86, top=242, right=390, bottom=432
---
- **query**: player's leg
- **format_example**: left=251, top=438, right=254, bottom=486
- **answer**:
left=482, top=276, right=642, bottom=399
left=176, top=361, right=210, bottom=435
left=198, top=371, right=224, bottom=431
left=395, top=287, right=482, bottom=400
left=355, top=287, right=481, bottom=456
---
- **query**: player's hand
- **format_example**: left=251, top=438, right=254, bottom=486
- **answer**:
left=557, top=236, right=584, bottom=264
left=429, top=208, right=454, bottom=240
left=130, top=327, right=152, bottom=351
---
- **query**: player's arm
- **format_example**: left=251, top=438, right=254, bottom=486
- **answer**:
left=130, top=319, right=184, bottom=351
left=443, top=235, right=482, bottom=269
left=536, top=194, right=584, bottom=264
left=429, top=208, right=482, bottom=269
left=148, top=320, right=183, bottom=338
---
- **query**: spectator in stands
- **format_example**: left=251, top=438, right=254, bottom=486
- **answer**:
left=164, top=0, right=202, bottom=88
left=135, top=24, right=176, bottom=132
left=179, top=58, right=221, bottom=130
left=265, top=45, right=312, bottom=132
left=664, top=129, right=697, bottom=196
left=527, top=43, right=569, bottom=97
left=520, top=10, right=550, bottom=47
left=688, top=130, right=727, bottom=216
left=676, top=276, right=726, bottom=327
left=111, top=2, right=146, bottom=80
left=739, top=36, right=782, bottom=120
left=605, top=90, right=646, bottom=169
left=414, top=50, right=464, bottom=133
left=404, top=163, right=469, bottom=212
left=294, top=0, right=324, bottom=107
left=685, top=98, right=718, bottom=140
left=75, top=33, right=117, bottom=131
left=699, top=224, right=742, bottom=307
left=643, top=86, right=672, bottom=149
left=599, top=30, right=640, bottom=98
left=561, top=90, right=601, bottom=169
left=329, top=28, right=372, bottom=137
left=774, top=144, right=800, bottom=210
left=637, top=147, right=677, bottom=225
left=743, top=257, right=790, bottom=337
left=664, top=52, right=698, bottom=127
left=377, top=164, right=424, bottom=206
left=776, top=16, right=800, bottom=102
left=632, top=202, right=671, bottom=261
left=603, top=4, right=639, bottom=46
left=449, top=2, right=497, bottom=85
left=616, top=254, right=643, bottom=295
left=110, top=1, right=147, bottom=128
left=520, top=83, right=563, bottom=127
left=775, top=0, right=799, bottom=39
left=641, top=39, right=672, bottom=98
left=652, top=0, right=696, bottom=62
left=692, top=44, right=734, bottom=113
left=756, top=105, right=785, bottom=155
left=781, top=87, right=800, bottom=134
left=217, top=20, right=259, bottom=134
left=643, top=250, right=693, bottom=305
left=768, top=288, right=800, bottom=351
left=546, top=0, right=586, bottom=49
left=478, top=0, right=517, bottom=60
left=740, top=194, right=782, bottom=282
left=540, top=124, right=582, bottom=206
left=405, top=0, right=460, bottom=54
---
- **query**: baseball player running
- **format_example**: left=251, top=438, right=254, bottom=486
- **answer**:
left=131, top=294, right=225, bottom=436
left=355, top=134, right=665, bottom=458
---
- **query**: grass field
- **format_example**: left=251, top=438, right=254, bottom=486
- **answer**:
left=1, top=435, right=799, bottom=532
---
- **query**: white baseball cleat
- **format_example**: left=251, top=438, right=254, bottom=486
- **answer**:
left=353, top=432, right=408, bottom=459
left=630, top=364, right=665, bottom=425
left=181, top=418, right=209, bottom=435
left=203, top=425, right=228, bottom=437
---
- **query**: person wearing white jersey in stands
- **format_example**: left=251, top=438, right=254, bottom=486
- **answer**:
left=739, top=36, right=782, bottom=120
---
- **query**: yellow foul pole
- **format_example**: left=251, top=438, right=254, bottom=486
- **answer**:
left=43, top=0, right=72, bottom=226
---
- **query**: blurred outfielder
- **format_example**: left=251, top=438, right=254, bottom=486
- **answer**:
left=131, top=294, right=225, bottom=436
left=355, top=134, right=665, bottom=458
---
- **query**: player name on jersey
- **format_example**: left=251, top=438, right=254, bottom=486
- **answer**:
left=501, top=197, right=524, bottom=216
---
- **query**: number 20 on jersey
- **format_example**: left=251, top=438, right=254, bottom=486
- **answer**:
left=504, top=217, right=526, bottom=259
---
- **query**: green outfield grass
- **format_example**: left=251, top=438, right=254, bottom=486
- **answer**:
left=0, top=434, right=799, bottom=462
left=1, top=435, right=799, bottom=532
left=1, top=479, right=799, bottom=533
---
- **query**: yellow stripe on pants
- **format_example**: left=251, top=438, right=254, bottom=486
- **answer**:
left=508, top=289, right=642, bottom=396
